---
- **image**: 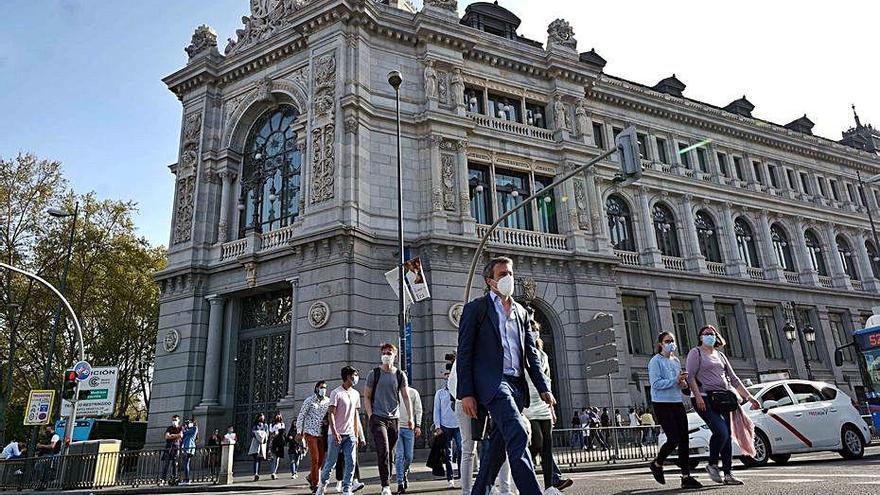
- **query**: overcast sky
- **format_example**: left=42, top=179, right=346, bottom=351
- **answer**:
left=1, top=0, right=877, bottom=247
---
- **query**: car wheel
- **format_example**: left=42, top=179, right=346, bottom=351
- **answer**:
left=770, top=454, right=791, bottom=465
left=839, top=424, right=865, bottom=460
left=742, top=430, right=770, bottom=467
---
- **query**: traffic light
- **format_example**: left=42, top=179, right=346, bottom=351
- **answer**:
left=62, top=370, right=78, bottom=400
left=614, top=125, right=643, bottom=182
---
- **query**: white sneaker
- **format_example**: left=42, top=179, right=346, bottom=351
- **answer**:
left=291, top=473, right=298, bottom=479
left=705, top=464, right=722, bottom=484
left=352, top=480, right=365, bottom=492
left=543, top=488, right=563, bottom=495
left=271, top=473, right=277, bottom=480
left=381, top=486, right=393, bottom=495
left=447, top=480, right=455, bottom=489
left=316, top=482, right=329, bottom=495
left=336, top=481, right=344, bottom=492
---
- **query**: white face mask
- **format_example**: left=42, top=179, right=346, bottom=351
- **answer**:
left=496, top=274, right=515, bottom=297
left=381, top=354, right=394, bottom=366
left=352, top=375, right=360, bottom=386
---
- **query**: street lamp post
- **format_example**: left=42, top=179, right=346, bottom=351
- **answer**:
left=388, top=70, right=408, bottom=375
left=0, top=303, right=21, bottom=445
left=784, top=309, right=817, bottom=381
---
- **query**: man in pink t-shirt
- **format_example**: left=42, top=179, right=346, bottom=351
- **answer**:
left=316, top=366, right=364, bottom=495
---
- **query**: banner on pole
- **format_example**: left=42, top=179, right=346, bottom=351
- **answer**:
left=403, top=257, right=430, bottom=302
left=61, top=366, right=118, bottom=418
left=24, top=390, right=55, bottom=426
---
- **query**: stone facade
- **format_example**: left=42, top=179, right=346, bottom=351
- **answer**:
left=150, top=0, right=880, bottom=446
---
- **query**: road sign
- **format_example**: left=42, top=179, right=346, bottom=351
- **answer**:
left=61, top=366, right=118, bottom=417
left=584, top=358, right=619, bottom=379
left=24, top=390, right=55, bottom=426
left=73, top=360, right=92, bottom=381
left=584, top=344, right=618, bottom=362
left=582, top=315, right=614, bottom=335
left=583, top=328, right=616, bottom=348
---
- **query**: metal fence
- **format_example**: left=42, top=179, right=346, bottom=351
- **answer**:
left=0, top=447, right=220, bottom=491
left=551, top=426, right=658, bottom=466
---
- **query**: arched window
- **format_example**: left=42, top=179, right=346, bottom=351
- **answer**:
left=804, top=230, right=827, bottom=276
left=238, top=106, right=302, bottom=237
left=695, top=210, right=722, bottom=262
left=734, top=218, right=760, bottom=268
left=606, top=195, right=636, bottom=252
left=653, top=203, right=680, bottom=257
left=867, top=240, right=880, bottom=279
left=836, top=235, right=859, bottom=280
left=770, top=224, right=795, bottom=271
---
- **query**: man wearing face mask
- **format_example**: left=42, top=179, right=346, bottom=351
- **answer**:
left=433, top=368, right=461, bottom=489
left=159, top=415, right=183, bottom=485
left=364, top=343, right=412, bottom=495
left=456, top=256, right=560, bottom=495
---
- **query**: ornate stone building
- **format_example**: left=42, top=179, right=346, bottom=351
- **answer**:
left=151, top=0, right=880, bottom=445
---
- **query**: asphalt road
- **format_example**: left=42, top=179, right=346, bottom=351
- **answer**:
left=160, top=449, right=880, bottom=495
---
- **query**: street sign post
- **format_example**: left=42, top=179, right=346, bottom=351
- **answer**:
left=24, top=390, right=55, bottom=426
left=61, top=366, right=118, bottom=418
left=581, top=313, right=621, bottom=463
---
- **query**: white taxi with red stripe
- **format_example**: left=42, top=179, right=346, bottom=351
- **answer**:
left=659, top=379, right=871, bottom=468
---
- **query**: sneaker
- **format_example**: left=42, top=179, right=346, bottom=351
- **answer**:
left=705, top=464, right=722, bottom=484
left=554, top=479, right=574, bottom=491
left=352, top=481, right=365, bottom=492
left=543, top=488, right=563, bottom=495
left=447, top=480, right=455, bottom=489
left=336, top=481, right=344, bottom=493
left=403, top=474, right=409, bottom=490
left=681, top=476, right=704, bottom=489
left=397, top=483, right=406, bottom=494
left=649, top=461, right=665, bottom=485
left=723, top=474, right=744, bottom=485
left=382, top=486, right=393, bottom=495
left=316, top=482, right=329, bottom=495
left=272, top=474, right=277, bottom=480
left=292, top=473, right=299, bottom=479
left=254, top=475, right=260, bottom=482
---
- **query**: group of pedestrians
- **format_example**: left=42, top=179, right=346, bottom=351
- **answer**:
left=157, top=415, right=202, bottom=486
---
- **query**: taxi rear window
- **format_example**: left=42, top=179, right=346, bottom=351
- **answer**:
left=819, top=386, right=838, bottom=400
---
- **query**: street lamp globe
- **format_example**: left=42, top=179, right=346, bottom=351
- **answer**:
left=387, top=70, right=403, bottom=90
left=783, top=321, right=797, bottom=342
left=803, top=325, right=817, bottom=343
left=47, top=208, right=74, bottom=218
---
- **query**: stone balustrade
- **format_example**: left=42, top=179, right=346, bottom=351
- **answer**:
left=614, top=250, right=640, bottom=266
left=469, top=113, right=555, bottom=141
left=475, top=224, right=568, bottom=251
left=706, top=261, right=726, bottom=276
left=662, top=255, right=686, bottom=271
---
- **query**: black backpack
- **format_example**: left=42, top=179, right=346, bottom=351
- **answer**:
left=369, top=367, right=406, bottom=406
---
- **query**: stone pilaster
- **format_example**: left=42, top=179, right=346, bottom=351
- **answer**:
left=638, top=186, right=662, bottom=267
left=680, top=194, right=706, bottom=271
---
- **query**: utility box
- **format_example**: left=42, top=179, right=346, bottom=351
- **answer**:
left=63, top=439, right=121, bottom=488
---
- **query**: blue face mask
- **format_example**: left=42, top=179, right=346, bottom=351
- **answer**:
left=664, top=342, right=677, bottom=353
left=317, top=388, right=327, bottom=397
left=701, top=334, right=716, bottom=347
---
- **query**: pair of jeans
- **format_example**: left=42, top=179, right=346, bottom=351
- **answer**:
left=528, top=419, right=561, bottom=489
left=472, top=376, right=543, bottom=495
left=335, top=451, right=360, bottom=481
left=654, top=402, right=690, bottom=476
left=440, top=426, right=462, bottom=481
left=160, top=447, right=179, bottom=481
left=182, top=453, right=193, bottom=482
left=395, top=427, right=415, bottom=484
left=304, top=433, right=326, bottom=488
left=693, top=398, right=733, bottom=473
left=368, top=415, right=399, bottom=487
left=319, top=434, right=356, bottom=491
left=455, top=401, right=477, bottom=495
left=569, top=430, right=583, bottom=449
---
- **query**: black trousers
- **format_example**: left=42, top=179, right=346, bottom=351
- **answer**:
left=653, top=402, right=690, bottom=476
left=528, top=419, right=560, bottom=489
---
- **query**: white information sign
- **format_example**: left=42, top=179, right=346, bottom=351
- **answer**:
left=61, top=366, right=119, bottom=417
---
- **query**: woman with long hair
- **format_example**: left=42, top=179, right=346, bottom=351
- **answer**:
left=648, top=332, right=701, bottom=489
left=686, top=325, right=759, bottom=485
left=269, top=412, right=286, bottom=480
left=248, top=413, right=269, bottom=481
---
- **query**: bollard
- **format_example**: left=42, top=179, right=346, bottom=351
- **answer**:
left=218, top=442, right=234, bottom=485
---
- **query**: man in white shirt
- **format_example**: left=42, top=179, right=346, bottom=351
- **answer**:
left=396, top=384, right=422, bottom=494
left=1, top=438, right=24, bottom=459
left=434, top=369, right=461, bottom=489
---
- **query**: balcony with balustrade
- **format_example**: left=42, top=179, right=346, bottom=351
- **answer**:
left=217, top=224, right=300, bottom=262
left=468, top=113, right=556, bottom=142
left=475, top=224, right=568, bottom=252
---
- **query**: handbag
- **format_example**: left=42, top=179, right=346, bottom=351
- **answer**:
left=706, top=390, right=740, bottom=413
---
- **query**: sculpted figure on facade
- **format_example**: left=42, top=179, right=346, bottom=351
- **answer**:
left=553, top=95, right=568, bottom=131
left=185, top=25, right=218, bottom=60
left=450, top=68, right=465, bottom=109
left=575, top=98, right=591, bottom=137
left=424, top=0, right=458, bottom=11
left=424, top=60, right=439, bottom=101
left=547, top=18, right=577, bottom=50
left=226, top=0, right=312, bottom=55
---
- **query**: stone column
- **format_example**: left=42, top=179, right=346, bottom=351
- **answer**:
left=758, top=209, right=784, bottom=282
left=826, top=225, right=853, bottom=289
left=277, top=278, right=301, bottom=416
left=217, top=171, right=235, bottom=243
left=199, top=295, right=226, bottom=406
left=680, top=195, right=706, bottom=271
left=741, top=298, right=771, bottom=372
left=456, top=139, right=475, bottom=233
left=638, top=186, right=661, bottom=267
left=792, top=218, right=819, bottom=286
left=853, top=231, right=879, bottom=291
left=721, top=202, right=747, bottom=277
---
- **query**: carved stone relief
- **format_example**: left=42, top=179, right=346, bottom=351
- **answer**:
left=225, top=0, right=313, bottom=55
left=437, top=71, right=449, bottom=104
left=308, top=301, right=330, bottom=328
left=424, top=60, right=438, bottom=101
left=163, top=329, right=181, bottom=353
left=425, top=0, right=458, bottom=11
left=172, top=111, right=202, bottom=245
left=185, top=25, right=217, bottom=60
left=448, top=302, right=464, bottom=328
left=547, top=19, right=577, bottom=50
left=441, top=154, right=457, bottom=211
left=310, top=52, right=337, bottom=205
left=574, top=179, right=591, bottom=231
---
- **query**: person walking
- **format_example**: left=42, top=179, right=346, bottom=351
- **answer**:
left=159, top=415, right=182, bottom=485
left=180, top=419, right=198, bottom=485
left=286, top=426, right=304, bottom=480
left=316, top=366, right=364, bottom=495
left=296, top=380, right=332, bottom=492
left=364, top=343, right=413, bottom=495
left=448, top=360, right=477, bottom=495
left=456, top=256, right=559, bottom=495
left=569, top=411, right=583, bottom=450
left=647, top=332, right=702, bottom=489
left=433, top=368, right=461, bottom=489
left=396, top=382, right=423, bottom=493
left=248, top=413, right=269, bottom=481
left=269, top=413, right=286, bottom=480
left=522, top=319, right=572, bottom=492
left=686, top=325, right=759, bottom=486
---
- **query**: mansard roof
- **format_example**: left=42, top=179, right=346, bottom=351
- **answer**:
left=723, top=96, right=755, bottom=117
left=784, top=115, right=815, bottom=135
left=579, top=49, right=607, bottom=69
left=652, top=74, right=686, bottom=97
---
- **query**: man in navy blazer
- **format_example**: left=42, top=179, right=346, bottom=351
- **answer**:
left=456, top=256, right=558, bottom=495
